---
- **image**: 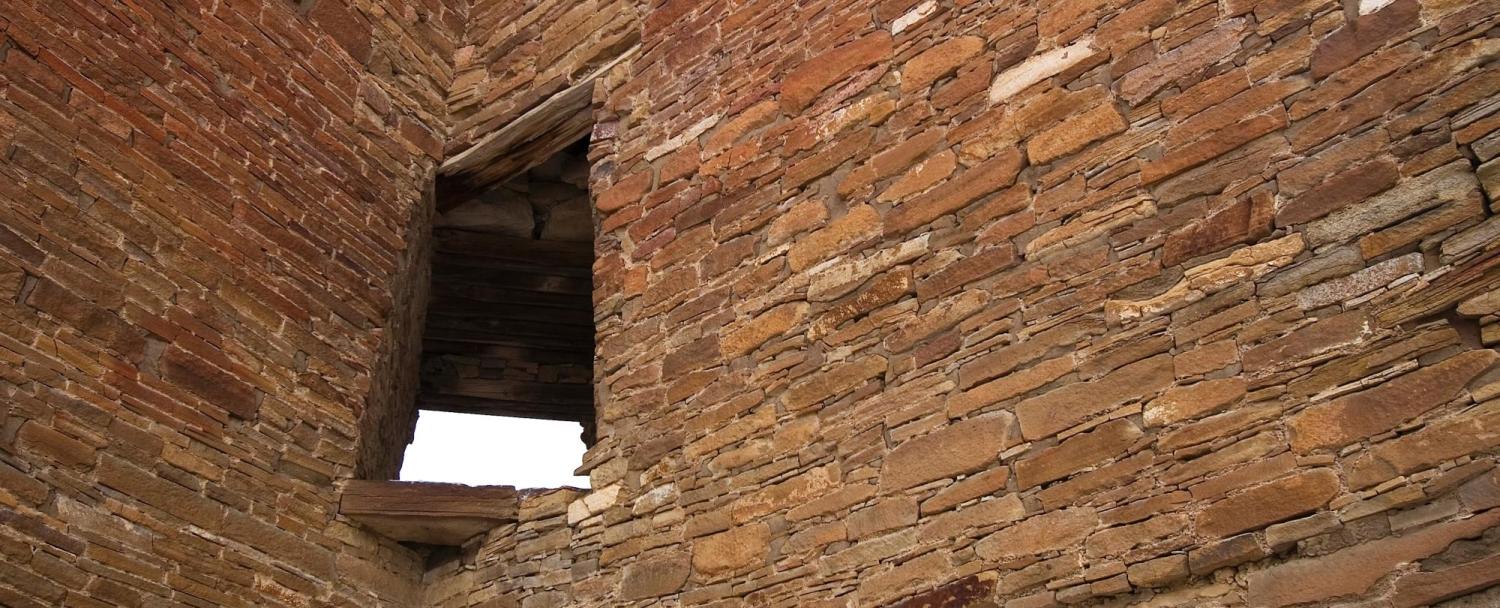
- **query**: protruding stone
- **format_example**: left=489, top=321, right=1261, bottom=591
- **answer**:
left=1016, top=354, right=1172, bottom=441
left=881, top=412, right=1014, bottom=491
left=692, top=523, right=770, bottom=578
left=974, top=507, right=1099, bottom=561
left=1196, top=469, right=1340, bottom=538
left=1288, top=350, right=1499, bottom=453
left=989, top=38, right=1096, bottom=104
left=620, top=552, right=691, bottom=600
left=782, top=33, right=895, bottom=110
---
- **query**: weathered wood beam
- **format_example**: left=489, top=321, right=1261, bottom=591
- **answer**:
left=422, top=339, right=591, bottom=364
left=417, top=393, right=594, bottom=422
left=430, top=265, right=592, bottom=296
left=423, top=328, right=593, bottom=353
left=427, top=296, right=595, bottom=326
left=438, top=49, right=637, bottom=204
left=435, top=230, right=593, bottom=268
left=425, top=378, right=593, bottom=405
left=432, top=282, right=592, bottom=310
left=339, top=480, right=517, bottom=546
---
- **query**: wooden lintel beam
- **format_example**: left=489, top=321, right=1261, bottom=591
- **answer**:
left=339, top=480, right=518, bottom=546
left=417, top=393, right=594, bottom=422
left=437, top=48, right=637, bottom=204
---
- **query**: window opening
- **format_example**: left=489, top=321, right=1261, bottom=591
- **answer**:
left=401, top=137, right=595, bottom=489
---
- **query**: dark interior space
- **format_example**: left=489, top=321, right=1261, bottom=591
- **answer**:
left=420, top=137, right=597, bottom=447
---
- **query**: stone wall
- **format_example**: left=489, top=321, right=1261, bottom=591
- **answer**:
left=435, top=0, right=1500, bottom=606
left=0, top=0, right=462, bottom=605
left=444, top=0, right=641, bottom=158
left=7, top=0, right=1500, bottom=607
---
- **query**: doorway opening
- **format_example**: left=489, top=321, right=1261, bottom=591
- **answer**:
left=401, top=137, right=596, bottom=489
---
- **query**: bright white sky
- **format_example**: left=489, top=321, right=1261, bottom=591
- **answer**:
left=399, top=411, right=591, bottom=489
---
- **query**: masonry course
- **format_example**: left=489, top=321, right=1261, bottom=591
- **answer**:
left=4, top=0, right=1500, bottom=607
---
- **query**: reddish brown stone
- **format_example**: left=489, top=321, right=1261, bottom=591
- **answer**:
left=1016, top=354, right=1173, bottom=441
left=902, top=36, right=985, bottom=93
left=1197, top=469, right=1340, bottom=538
left=1026, top=102, right=1127, bottom=164
left=1309, top=0, right=1420, bottom=79
left=1288, top=350, right=1498, bottom=453
left=888, top=574, right=995, bottom=608
left=597, top=170, right=653, bottom=212
left=881, top=413, right=1013, bottom=491
left=1014, top=419, right=1143, bottom=489
left=884, top=148, right=1024, bottom=237
left=781, top=32, right=895, bottom=110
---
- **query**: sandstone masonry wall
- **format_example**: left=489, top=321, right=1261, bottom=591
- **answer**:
left=444, top=0, right=641, bottom=158
left=7, top=0, right=1500, bottom=607
left=0, top=0, right=464, bottom=605
left=433, top=0, right=1500, bottom=606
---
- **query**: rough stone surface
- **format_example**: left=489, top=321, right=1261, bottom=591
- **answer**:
left=1288, top=350, right=1499, bottom=453
left=1197, top=469, right=1341, bottom=538
left=882, top=413, right=1013, bottom=491
left=11, top=1, right=1500, bottom=607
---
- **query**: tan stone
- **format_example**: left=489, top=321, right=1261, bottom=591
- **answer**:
left=1303, top=161, right=1479, bottom=247
left=1085, top=513, right=1188, bottom=559
left=858, top=550, right=951, bottom=604
left=788, top=204, right=882, bottom=271
left=1107, top=235, right=1303, bottom=322
left=973, top=507, right=1099, bottom=561
left=989, top=38, right=1096, bottom=104
left=920, top=467, right=1013, bottom=515
left=1126, top=554, right=1189, bottom=588
left=1246, top=509, right=1500, bottom=608
left=949, top=355, right=1073, bottom=418
left=692, top=523, right=770, bottom=577
left=1242, top=310, right=1369, bottom=374
left=1298, top=252, right=1423, bottom=310
left=877, top=150, right=957, bottom=204
left=782, top=355, right=888, bottom=411
left=1026, top=102, right=1127, bottom=164
left=720, top=302, right=809, bottom=358
left=733, top=465, right=840, bottom=523
left=902, top=36, right=984, bottom=93
left=1015, top=419, right=1143, bottom=489
left=848, top=497, right=918, bottom=539
left=808, top=235, right=930, bottom=301
left=1197, top=469, right=1340, bottom=538
left=1016, top=354, right=1172, bottom=441
left=881, top=413, right=1014, bottom=491
left=918, top=494, right=1025, bottom=543
left=620, top=552, right=691, bottom=600
left=1348, top=397, right=1500, bottom=489
left=1288, top=350, right=1499, bottom=453
left=884, top=148, right=1024, bottom=237
left=1143, top=377, right=1246, bottom=427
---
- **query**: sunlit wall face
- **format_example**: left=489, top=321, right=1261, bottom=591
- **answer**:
left=400, top=410, right=591, bottom=488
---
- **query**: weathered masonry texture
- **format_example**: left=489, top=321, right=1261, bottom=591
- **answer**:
left=4, top=0, right=1500, bottom=607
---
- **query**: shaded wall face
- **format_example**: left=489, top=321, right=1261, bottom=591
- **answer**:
left=0, top=0, right=461, bottom=605
left=440, top=0, right=1500, bottom=606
